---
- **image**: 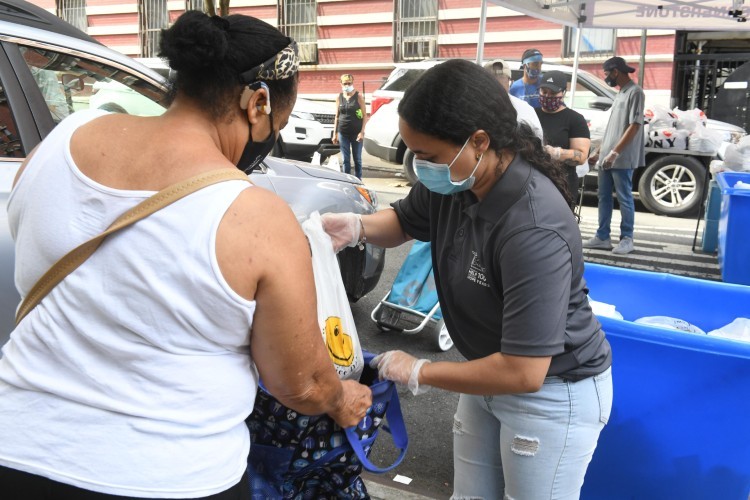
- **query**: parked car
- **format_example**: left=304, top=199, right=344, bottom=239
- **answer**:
left=0, top=0, right=384, bottom=342
left=365, top=59, right=747, bottom=217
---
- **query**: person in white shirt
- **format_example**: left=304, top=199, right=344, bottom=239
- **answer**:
left=483, top=59, right=544, bottom=141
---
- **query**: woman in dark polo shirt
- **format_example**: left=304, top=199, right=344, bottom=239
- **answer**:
left=322, top=59, right=612, bottom=500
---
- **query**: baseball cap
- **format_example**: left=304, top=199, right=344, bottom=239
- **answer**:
left=483, top=59, right=511, bottom=79
left=538, top=71, right=568, bottom=93
left=603, top=56, right=636, bottom=73
left=521, top=48, right=543, bottom=65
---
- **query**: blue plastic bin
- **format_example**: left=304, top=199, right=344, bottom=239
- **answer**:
left=581, top=264, right=750, bottom=500
left=716, top=171, right=750, bottom=285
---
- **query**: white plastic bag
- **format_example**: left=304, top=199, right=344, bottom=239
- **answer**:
left=576, top=163, right=590, bottom=178
left=588, top=297, right=624, bottom=320
left=689, top=123, right=724, bottom=154
left=646, top=127, right=688, bottom=150
left=644, top=104, right=677, bottom=128
left=327, top=155, right=341, bottom=172
left=301, top=211, right=364, bottom=380
left=311, top=151, right=322, bottom=166
left=634, top=316, right=706, bottom=335
left=707, top=318, right=750, bottom=343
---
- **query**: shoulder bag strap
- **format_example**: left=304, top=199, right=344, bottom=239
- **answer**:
left=15, top=168, right=250, bottom=325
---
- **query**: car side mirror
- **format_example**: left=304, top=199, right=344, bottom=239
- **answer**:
left=589, top=97, right=613, bottom=111
left=61, top=74, right=84, bottom=92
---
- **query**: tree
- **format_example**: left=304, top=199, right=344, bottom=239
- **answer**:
left=204, top=0, right=231, bottom=17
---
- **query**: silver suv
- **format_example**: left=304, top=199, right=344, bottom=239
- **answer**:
left=365, top=59, right=747, bottom=217
left=0, top=0, right=384, bottom=340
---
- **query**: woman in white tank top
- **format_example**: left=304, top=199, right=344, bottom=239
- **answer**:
left=0, top=11, right=371, bottom=499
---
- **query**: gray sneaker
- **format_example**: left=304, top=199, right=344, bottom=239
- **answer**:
left=582, top=236, right=613, bottom=250
left=612, top=237, right=634, bottom=255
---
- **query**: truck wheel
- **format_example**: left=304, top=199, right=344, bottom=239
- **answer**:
left=638, top=155, right=705, bottom=217
left=402, top=149, right=418, bottom=185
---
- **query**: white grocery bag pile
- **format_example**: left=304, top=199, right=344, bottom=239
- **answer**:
left=644, top=104, right=724, bottom=154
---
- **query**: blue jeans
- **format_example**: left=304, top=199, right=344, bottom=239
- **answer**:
left=596, top=168, right=635, bottom=241
left=338, top=133, right=362, bottom=179
left=451, top=368, right=613, bottom=500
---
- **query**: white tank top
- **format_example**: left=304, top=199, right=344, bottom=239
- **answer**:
left=0, top=109, right=258, bottom=497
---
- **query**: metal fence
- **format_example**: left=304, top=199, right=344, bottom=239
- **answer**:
left=673, top=52, right=750, bottom=131
left=279, top=0, right=318, bottom=64
left=395, top=0, right=438, bottom=61
left=57, top=0, right=88, bottom=32
left=139, top=0, right=168, bottom=58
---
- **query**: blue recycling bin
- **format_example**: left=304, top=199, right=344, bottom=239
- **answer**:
left=581, top=263, right=750, bottom=500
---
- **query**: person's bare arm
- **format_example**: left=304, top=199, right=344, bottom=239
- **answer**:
left=357, top=93, right=368, bottom=141
left=420, top=353, right=551, bottom=394
left=218, top=189, right=370, bottom=427
left=560, top=137, right=591, bottom=166
left=362, top=208, right=412, bottom=248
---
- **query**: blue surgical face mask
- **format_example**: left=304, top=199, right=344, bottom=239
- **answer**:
left=342, top=85, right=354, bottom=93
left=413, top=137, right=482, bottom=195
left=526, top=65, right=541, bottom=79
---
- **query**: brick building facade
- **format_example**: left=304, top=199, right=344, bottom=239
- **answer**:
left=30, top=0, right=675, bottom=102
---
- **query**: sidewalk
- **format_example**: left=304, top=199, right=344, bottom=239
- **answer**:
left=362, top=476, right=439, bottom=500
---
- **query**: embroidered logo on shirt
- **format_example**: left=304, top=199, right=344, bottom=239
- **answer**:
left=467, top=251, right=490, bottom=288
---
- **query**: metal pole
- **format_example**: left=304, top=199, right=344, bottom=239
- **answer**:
left=638, top=29, right=647, bottom=87
left=569, top=26, right=582, bottom=108
left=476, top=0, right=488, bottom=65
left=689, top=41, right=705, bottom=109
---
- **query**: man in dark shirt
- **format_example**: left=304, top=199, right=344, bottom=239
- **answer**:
left=535, top=70, right=591, bottom=209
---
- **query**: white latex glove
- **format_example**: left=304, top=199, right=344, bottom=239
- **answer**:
left=601, top=150, right=619, bottom=170
left=320, top=212, right=361, bottom=253
left=544, top=144, right=561, bottom=160
left=370, top=351, right=431, bottom=396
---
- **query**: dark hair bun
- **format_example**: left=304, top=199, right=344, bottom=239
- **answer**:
left=159, top=11, right=229, bottom=73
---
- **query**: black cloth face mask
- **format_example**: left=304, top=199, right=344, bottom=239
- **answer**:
left=237, top=110, right=276, bottom=173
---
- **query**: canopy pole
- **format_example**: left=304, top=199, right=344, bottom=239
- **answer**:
left=476, top=0, right=488, bottom=65
left=569, top=25, right=582, bottom=109
left=638, top=29, right=647, bottom=88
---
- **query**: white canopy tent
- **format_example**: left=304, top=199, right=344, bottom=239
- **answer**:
left=478, top=0, right=749, bottom=107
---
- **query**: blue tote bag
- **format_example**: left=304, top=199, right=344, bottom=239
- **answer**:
left=246, top=352, right=408, bottom=499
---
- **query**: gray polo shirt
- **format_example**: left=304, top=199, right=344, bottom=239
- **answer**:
left=599, top=80, right=645, bottom=170
left=392, top=156, right=611, bottom=381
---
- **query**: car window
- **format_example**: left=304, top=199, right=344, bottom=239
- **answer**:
left=380, top=68, right=426, bottom=91
left=566, top=77, right=608, bottom=110
left=0, top=84, right=23, bottom=158
left=19, top=45, right=168, bottom=123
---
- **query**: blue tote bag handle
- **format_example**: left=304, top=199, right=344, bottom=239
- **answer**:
left=344, top=380, right=408, bottom=473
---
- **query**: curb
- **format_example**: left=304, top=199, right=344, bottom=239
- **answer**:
left=362, top=478, right=439, bottom=500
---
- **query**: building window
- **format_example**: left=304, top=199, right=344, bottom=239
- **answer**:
left=185, top=0, right=203, bottom=11
left=56, top=0, right=87, bottom=32
left=395, top=0, right=438, bottom=62
left=563, top=27, right=616, bottom=58
left=139, top=0, right=169, bottom=58
left=279, top=0, right=317, bottom=64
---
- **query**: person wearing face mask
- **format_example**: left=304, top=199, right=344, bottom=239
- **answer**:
left=483, top=59, right=544, bottom=141
left=535, top=70, right=591, bottom=210
left=509, top=48, right=544, bottom=108
left=332, top=73, right=367, bottom=179
left=583, top=56, right=645, bottom=255
left=321, top=60, right=612, bottom=500
left=0, top=11, right=372, bottom=499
